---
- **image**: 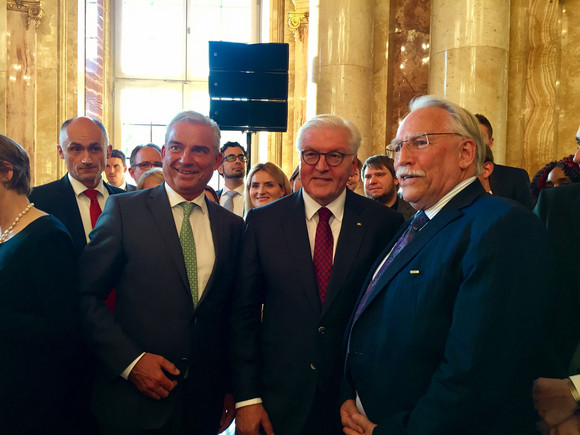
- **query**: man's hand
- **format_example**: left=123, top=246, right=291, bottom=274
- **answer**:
left=128, top=352, right=179, bottom=400
left=534, top=378, right=579, bottom=427
left=341, top=399, right=377, bottom=435
left=218, top=393, right=235, bottom=433
left=235, top=403, right=274, bottom=435
left=547, top=414, right=580, bottom=435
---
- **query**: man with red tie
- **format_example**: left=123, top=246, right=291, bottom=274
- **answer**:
left=29, top=117, right=124, bottom=433
left=29, top=117, right=124, bottom=255
left=230, top=114, right=403, bottom=435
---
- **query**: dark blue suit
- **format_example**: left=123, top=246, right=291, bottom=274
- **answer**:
left=490, top=164, right=533, bottom=209
left=29, top=174, right=125, bottom=255
left=231, top=189, right=403, bottom=435
left=79, top=184, right=244, bottom=432
left=345, top=180, right=565, bottom=434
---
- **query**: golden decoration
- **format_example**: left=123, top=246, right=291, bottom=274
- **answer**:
left=7, top=0, right=44, bottom=30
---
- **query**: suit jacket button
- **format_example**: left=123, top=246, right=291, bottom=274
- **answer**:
left=318, top=326, right=326, bottom=335
left=310, top=363, right=317, bottom=370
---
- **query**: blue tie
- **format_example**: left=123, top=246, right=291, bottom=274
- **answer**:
left=353, top=211, right=429, bottom=321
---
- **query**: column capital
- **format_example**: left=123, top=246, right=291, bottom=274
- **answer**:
left=288, top=11, right=308, bottom=32
left=7, top=0, right=44, bottom=30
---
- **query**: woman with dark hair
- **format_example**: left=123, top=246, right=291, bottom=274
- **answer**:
left=530, top=155, right=580, bottom=203
left=0, top=134, right=83, bottom=434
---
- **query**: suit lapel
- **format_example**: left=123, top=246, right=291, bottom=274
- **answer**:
left=323, top=191, right=365, bottom=314
left=281, top=192, right=321, bottom=314
left=354, top=181, right=485, bottom=321
left=147, top=186, right=190, bottom=292
left=59, top=175, right=86, bottom=247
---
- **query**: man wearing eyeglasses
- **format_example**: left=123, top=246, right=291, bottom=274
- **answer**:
left=217, top=141, right=247, bottom=217
left=231, top=115, right=403, bottom=435
left=341, top=96, right=565, bottom=434
left=128, top=143, right=162, bottom=185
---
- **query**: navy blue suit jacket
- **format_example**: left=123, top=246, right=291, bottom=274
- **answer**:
left=535, top=183, right=580, bottom=372
left=231, top=189, right=403, bottom=435
left=490, top=164, right=533, bottom=209
left=29, top=174, right=125, bottom=255
left=345, top=180, right=565, bottom=434
left=79, top=184, right=244, bottom=432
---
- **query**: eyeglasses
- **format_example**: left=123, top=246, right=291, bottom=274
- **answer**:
left=133, top=161, right=162, bottom=170
left=300, top=150, right=353, bottom=167
left=386, top=132, right=464, bottom=159
left=223, top=154, right=247, bottom=163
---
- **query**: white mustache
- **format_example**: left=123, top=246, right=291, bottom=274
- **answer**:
left=396, top=167, right=426, bottom=178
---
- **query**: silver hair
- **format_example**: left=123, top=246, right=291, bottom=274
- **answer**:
left=408, top=95, right=484, bottom=176
left=59, top=117, right=109, bottom=149
left=164, top=111, right=221, bottom=153
left=296, top=114, right=362, bottom=155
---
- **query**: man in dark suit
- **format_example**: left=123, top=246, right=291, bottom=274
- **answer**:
left=341, top=96, right=564, bottom=434
left=216, top=141, right=247, bottom=217
left=29, top=116, right=124, bottom=255
left=105, top=149, right=136, bottom=191
left=231, top=115, right=403, bottom=435
left=532, top=173, right=580, bottom=433
left=475, top=113, right=533, bottom=208
left=79, top=111, right=243, bottom=434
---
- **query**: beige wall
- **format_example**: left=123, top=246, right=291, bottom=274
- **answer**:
left=2, top=0, right=579, bottom=184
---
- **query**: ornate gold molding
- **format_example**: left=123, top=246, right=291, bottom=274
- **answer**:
left=288, top=11, right=308, bottom=32
left=7, top=0, right=44, bottom=30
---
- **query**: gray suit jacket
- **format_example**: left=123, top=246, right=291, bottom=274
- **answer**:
left=80, top=184, right=244, bottom=432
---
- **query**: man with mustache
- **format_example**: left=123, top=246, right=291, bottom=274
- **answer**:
left=30, top=117, right=124, bottom=255
left=341, top=96, right=566, bottom=434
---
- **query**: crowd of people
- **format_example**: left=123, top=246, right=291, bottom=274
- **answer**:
left=0, top=95, right=579, bottom=435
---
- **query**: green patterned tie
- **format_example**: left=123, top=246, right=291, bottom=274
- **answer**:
left=179, top=202, right=198, bottom=307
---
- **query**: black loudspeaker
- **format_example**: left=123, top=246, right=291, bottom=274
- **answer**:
left=208, top=41, right=289, bottom=132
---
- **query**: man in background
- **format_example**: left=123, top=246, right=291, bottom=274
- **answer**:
left=217, top=141, right=246, bottom=217
left=475, top=113, right=533, bottom=208
left=30, top=116, right=124, bottom=255
left=105, top=149, right=135, bottom=191
left=128, top=143, right=162, bottom=185
left=362, top=154, right=415, bottom=220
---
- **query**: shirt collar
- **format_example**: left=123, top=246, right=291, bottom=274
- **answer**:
left=164, top=182, right=208, bottom=215
left=424, top=176, right=476, bottom=220
left=222, top=184, right=245, bottom=195
left=68, top=173, right=106, bottom=197
left=303, top=188, right=346, bottom=223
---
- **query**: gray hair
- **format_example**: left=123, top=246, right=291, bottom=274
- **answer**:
left=296, top=114, right=362, bottom=155
left=59, top=117, right=109, bottom=149
left=165, top=111, right=221, bottom=153
left=409, top=95, right=484, bottom=175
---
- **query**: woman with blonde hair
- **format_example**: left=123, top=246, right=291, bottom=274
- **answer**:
left=245, top=162, right=291, bottom=214
left=137, top=167, right=165, bottom=190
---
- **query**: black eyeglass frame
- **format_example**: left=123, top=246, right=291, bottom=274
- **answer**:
left=132, top=161, right=163, bottom=170
left=300, top=150, right=354, bottom=167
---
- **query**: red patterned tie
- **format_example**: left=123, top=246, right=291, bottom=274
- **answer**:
left=84, top=189, right=116, bottom=312
left=313, top=207, right=333, bottom=303
left=83, top=189, right=102, bottom=228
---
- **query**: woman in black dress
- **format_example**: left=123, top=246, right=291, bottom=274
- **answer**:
left=0, top=134, right=83, bottom=434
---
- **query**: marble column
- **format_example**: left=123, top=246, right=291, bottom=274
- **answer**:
left=308, top=0, right=374, bottom=159
left=0, top=2, right=7, bottom=133
left=429, top=0, right=510, bottom=164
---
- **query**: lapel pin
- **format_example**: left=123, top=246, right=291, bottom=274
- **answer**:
left=410, top=270, right=420, bottom=275
left=356, top=222, right=362, bottom=226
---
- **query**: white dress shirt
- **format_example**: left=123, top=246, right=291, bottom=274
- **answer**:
left=121, top=183, right=216, bottom=379
left=219, top=184, right=245, bottom=217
